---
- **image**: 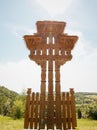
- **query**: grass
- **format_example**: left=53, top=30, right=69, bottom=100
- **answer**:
left=77, top=119, right=97, bottom=130
left=0, top=116, right=23, bottom=130
left=0, top=116, right=97, bottom=130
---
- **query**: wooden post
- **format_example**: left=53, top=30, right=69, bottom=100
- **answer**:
left=47, top=59, right=54, bottom=129
left=39, top=61, right=46, bottom=129
left=55, top=62, right=62, bottom=129
left=34, top=92, right=39, bottom=129
left=62, top=92, right=66, bottom=130
left=30, top=92, right=35, bottom=129
left=24, top=88, right=31, bottom=129
left=70, top=88, right=77, bottom=129
left=67, top=92, right=71, bottom=129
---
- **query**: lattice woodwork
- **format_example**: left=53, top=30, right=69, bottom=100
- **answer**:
left=24, top=21, right=78, bottom=130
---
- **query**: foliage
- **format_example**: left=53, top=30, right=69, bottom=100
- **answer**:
left=88, top=106, right=97, bottom=120
left=11, top=96, right=25, bottom=119
left=0, top=86, right=26, bottom=118
left=0, top=86, right=19, bottom=116
left=77, top=109, right=82, bottom=119
left=75, top=92, right=97, bottom=119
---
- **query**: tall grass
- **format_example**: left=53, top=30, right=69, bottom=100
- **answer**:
left=0, top=116, right=97, bottom=130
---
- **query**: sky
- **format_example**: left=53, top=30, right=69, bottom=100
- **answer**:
left=0, top=0, right=97, bottom=93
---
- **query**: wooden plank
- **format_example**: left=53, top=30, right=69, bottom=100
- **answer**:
left=39, top=60, right=46, bottom=129
left=67, top=92, right=71, bottom=129
left=30, top=92, right=35, bottom=129
left=62, top=92, right=66, bottom=130
left=56, top=93, right=62, bottom=129
left=34, top=93, right=39, bottom=129
left=24, top=88, right=31, bottom=129
left=70, top=88, right=77, bottom=129
left=47, top=93, right=54, bottom=129
left=39, top=92, right=45, bottom=129
left=47, top=60, right=54, bottom=130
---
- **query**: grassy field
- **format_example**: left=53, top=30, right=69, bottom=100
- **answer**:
left=0, top=116, right=97, bottom=130
left=77, top=119, right=97, bottom=130
left=0, top=116, right=23, bottom=130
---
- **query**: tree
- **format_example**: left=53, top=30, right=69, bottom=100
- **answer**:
left=77, top=109, right=82, bottom=119
left=11, top=97, right=25, bottom=119
left=0, top=86, right=18, bottom=116
left=88, top=106, right=97, bottom=120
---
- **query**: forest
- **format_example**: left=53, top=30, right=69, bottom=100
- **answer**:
left=0, top=86, right=97, bottom=120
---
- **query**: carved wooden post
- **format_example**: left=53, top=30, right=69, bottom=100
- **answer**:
left=24, top=88, right=31, bottom=129
left=39, top=60, right=46, bottom=129
left=47, top=59, right=54, bottom=129
left=55, top=62, right=62, bottom=129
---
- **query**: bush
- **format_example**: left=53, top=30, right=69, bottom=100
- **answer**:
left=13, top=107, right=23, bottom=119
left=88, top=106, right=97, bottom=120
left=11, top=97, right=25, bottom=119
left=77, top=109, right=82, bottom=119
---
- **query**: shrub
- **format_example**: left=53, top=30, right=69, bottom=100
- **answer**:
left=88, top=106, right=97, bottom=120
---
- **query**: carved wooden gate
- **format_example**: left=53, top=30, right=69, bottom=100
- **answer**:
left=23, top=21, right=78, bottom=130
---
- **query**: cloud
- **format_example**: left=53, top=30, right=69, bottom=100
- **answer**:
left=5, top=23, right=36, bottom=40
left=0, top=59, right=41, bottom=93
left=36, top=0, right=73, bottom=17
left=61, top=31, right=97, bottom=92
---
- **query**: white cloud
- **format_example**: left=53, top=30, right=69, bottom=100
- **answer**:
left=5, top=23, right=36, bottom=39
left=61, top=31, right=97, bottom=92
left=0, top=59, right=41, bottom=93
left=12, top=25, right=36, bottom=36
left=36, top=0, right=73, bottom=17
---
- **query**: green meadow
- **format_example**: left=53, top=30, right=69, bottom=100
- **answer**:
left=0, top=116, right=23, bottom=130
left=0, top=116, right=97, bottom=130
left=77, top=119, right=97, bottom=130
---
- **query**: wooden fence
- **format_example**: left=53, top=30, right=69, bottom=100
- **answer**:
left=24, top=88, right=76, bottom=130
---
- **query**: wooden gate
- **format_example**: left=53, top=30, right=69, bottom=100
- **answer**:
left=24, top=88, right=76, bottom=130
left=23, top=21, right=78, bottom=130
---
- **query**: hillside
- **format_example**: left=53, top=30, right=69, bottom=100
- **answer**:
left=75, top=92, right=97, bottom=104
left=0, top=86, right=19, bottom=116
left=0, top=86, right=19, bottom=98
left=75, top=92, right=97, bottom=118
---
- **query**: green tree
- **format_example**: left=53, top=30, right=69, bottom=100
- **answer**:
left=77, top=109, right=82, bottom=119
left=0, top=86, right=18, bottom=116
left=12, top=97, right=25, bottom=119
left=88, top=106, right=97, bottom=120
